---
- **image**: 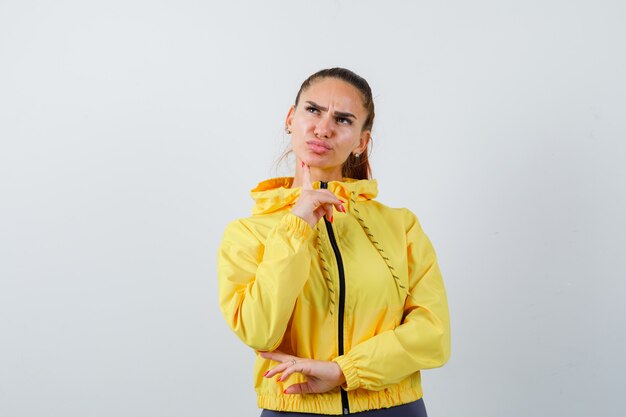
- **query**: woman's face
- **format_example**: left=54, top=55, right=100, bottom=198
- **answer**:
left=286, top=77, right=370, bottom=173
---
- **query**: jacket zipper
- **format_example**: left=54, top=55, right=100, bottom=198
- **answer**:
left=320, top=181, right=350, bottom=415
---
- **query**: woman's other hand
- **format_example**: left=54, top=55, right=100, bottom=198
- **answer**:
left=259, top=350, right=346, bottom=395
left=291, top=162, right=345, bottom=228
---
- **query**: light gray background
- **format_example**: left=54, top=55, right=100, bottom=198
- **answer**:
left=1, top=1, right=625, bottom=416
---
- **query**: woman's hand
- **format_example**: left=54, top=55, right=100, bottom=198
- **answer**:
left=291, top=162, right=345, bottom=228
left=259, top=350, right=346, bottom=395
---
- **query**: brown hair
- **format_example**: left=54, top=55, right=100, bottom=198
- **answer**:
left=290, top=67, right=375, bottom=180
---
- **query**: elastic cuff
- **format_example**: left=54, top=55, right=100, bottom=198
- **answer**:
left=281, top=212, right=313, bottom=241
left=333, top=355, right=360, bottom=391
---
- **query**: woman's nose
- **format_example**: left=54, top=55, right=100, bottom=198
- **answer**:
left=314, top=114, right=333, bottom=138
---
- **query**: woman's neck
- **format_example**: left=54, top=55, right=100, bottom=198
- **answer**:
left=291, top=164, right=343, bottom=188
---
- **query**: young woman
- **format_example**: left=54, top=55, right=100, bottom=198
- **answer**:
left=217, top=68, right=450, bottom=416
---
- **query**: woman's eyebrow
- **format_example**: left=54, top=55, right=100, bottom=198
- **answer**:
left=305, top=101, right=357, bottom=120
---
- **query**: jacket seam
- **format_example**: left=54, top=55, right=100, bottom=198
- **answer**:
left=349, top=193, right=409, bottom=297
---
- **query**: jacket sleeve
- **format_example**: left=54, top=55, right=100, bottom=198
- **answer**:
left=333, top=209, right=451, bottom=391
left=217, top=213, right=315, bottom=351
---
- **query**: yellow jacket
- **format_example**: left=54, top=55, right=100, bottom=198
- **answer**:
left=217, top=177, right=450, bottom=415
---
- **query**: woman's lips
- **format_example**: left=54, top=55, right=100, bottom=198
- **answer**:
left=306, top=140, right=332, bottom=154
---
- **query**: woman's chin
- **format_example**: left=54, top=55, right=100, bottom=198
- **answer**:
left=299, top=154, right=338, bottom=169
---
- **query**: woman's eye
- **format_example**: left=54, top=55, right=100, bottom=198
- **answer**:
left=337, top=117, right=352, bottom=125
left=305, top=106, right=320, bottom=114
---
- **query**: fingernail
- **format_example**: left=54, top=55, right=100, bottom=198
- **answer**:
left=301, top=161, right=305, bottom=168
left=329, top=215, right=333, bottom=223
left=283, top=389, right=288, bottom=394
left=263, top=371, right=269, bottom=377
left=339, top=205, right=346, bottom=213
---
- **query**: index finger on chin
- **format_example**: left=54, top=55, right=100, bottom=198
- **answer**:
left=301, top=161, right=313, bottom=190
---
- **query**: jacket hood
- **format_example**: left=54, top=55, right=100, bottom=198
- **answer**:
left=250, top=177, right=378, bottom=215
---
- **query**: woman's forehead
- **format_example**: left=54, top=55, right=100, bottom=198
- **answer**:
left=300, top=78, right=365, bottom=111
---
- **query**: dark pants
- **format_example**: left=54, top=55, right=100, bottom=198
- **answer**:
left=260, top=398, right=427, bottom=417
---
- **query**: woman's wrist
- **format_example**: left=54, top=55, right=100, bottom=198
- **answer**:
left=332, top=361, right=346, bottom=386
left=291, top=208, right=317, bottom=229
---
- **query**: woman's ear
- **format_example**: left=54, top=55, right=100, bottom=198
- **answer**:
left=285, top=105, right=295, bottom=132
left=355, top=130, right=371, bottom=154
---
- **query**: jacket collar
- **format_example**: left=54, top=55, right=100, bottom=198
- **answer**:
left=250, top=177, right=378, bottom=215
